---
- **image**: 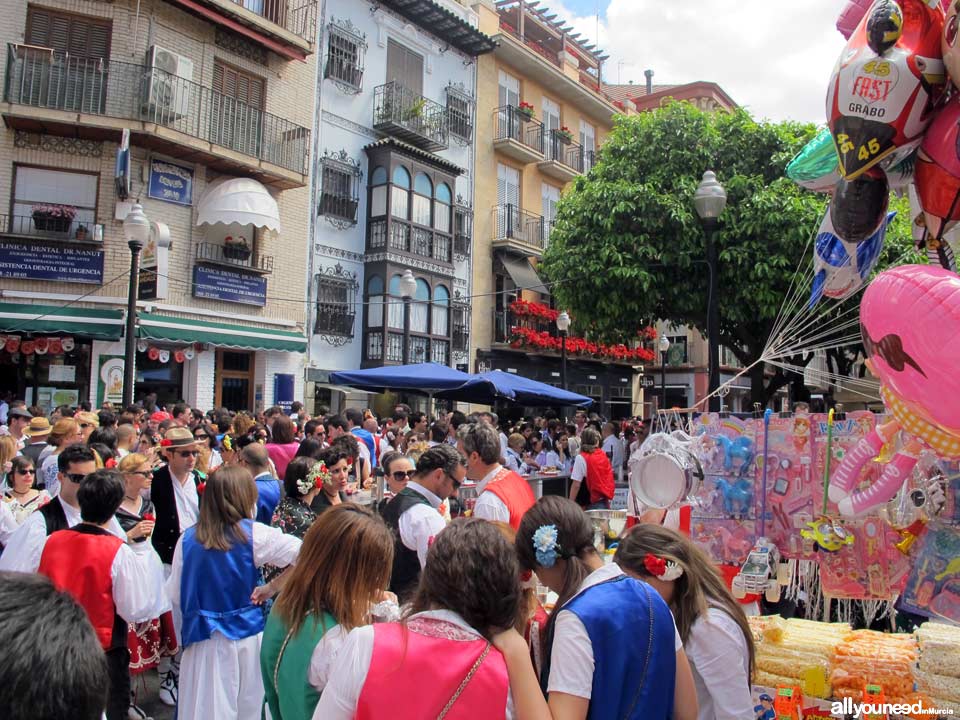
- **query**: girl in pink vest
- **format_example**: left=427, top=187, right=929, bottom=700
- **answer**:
left=312, top=518, right=521, bottom=719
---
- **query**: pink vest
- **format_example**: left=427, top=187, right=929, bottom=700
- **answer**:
left=356, top=619, right=509, bottom=720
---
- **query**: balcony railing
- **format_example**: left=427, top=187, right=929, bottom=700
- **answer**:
left=195, top=241, right=274, bottom=274
left=314, top=302, right=355, bottom=337
left=544, top=130, right=583, bottom=172
left=4, top=45, right=310, bottom=176
left=373, top=81, right=448, bottom=152
left=493, top=309, right=560, bottom=344
left=229, top=0, right=317, bottom=44
left=494, top=204, right=546, bottom=251
left=494, top=105, right=544, bottom=153
left=367, top=218, right=453, bottom=264
left=0, top=212, right=104, bottom=244
left=453, top=324, right=469, bottom=352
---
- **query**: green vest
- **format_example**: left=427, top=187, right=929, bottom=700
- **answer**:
left=261, top=608, right=336, bottom=720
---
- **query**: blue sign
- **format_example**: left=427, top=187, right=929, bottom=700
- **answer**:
left=0, top=242, right=104, bottom=284
left=148, top=159, right=193, bottom=205
left=192, top=265, right=266, bottom=306
left=274, top=374, right=295, bottom=414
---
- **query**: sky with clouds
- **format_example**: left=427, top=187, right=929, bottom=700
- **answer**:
left=545, top=0, right=851, bottom=124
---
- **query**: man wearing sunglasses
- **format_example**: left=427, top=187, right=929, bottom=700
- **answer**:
left=381, top=444, right=465, bottom=603
left=0, top=445, right=126, bottom=574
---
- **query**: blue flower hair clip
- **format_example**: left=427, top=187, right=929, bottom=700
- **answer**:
left=532, top=524, right=561, bottom=568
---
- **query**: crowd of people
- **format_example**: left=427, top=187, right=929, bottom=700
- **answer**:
left=0, top=394, right=754, bottom=720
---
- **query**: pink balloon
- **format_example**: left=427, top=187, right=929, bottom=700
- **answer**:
left=837, top=0, right=874, bottom=39
left=915, top=94, right=960, bottom=238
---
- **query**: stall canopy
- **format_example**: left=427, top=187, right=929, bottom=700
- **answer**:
left=0, top=302, right=124, bottom=340
left=329, top=363, right=473, bottom=393
left=196, top=177, right=282, bottom=231
left=437, top=370, right=593, bottom=407
left=138, top=312, right=306, bottom=353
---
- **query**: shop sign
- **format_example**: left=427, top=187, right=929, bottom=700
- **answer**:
left=0, top=242, right=104, bottom=284
left=147, top=159, right=193, bottom=206
left=192, top=265, right=266, bottom=307
left=97, top=355, right=125, bottom=407
left=274, top=374, right=295, bottom=414
left=48, top=364, right=76, bottom=383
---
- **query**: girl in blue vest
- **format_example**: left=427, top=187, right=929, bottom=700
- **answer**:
left=497, top=496, right=698, bottom=720
left=166, top=464, right=302, bottom=720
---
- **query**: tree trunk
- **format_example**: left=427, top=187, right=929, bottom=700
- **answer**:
left=750, top=361, right=767, bottom=410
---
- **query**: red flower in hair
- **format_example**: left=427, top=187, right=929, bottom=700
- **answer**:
left=105, top=457, right=117, bottom=469
left=197, top=481, right=206, bottom=496
left=520, top=569, right=533, bottom=583
left=643, top=553, right=667, bottom=577
left=143, top=513, right=155, bottom=522
left=160, top=439, right=173, bottom=447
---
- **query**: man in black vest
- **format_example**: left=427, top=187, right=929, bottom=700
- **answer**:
left=381, top=444, right=465, bottom=602
left=149, top=426, right=203, bottom=706
left=0, top=445, right=125, bottom=572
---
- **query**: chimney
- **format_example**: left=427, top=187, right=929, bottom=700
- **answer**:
left=644, top=69, right=654, bottom=94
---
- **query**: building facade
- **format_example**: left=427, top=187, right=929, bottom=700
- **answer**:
left=0, top=0, right=317, bottom=412
left=305, top=0, right=494, bottom=414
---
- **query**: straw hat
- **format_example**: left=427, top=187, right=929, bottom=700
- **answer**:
left=160, top=426, right=200, bottom=450
left=24, top=417, right=52, bottom=437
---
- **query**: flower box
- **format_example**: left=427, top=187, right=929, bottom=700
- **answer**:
left=32, top=204, right=77, bottom=234
left=517, top=103, right=535, bottom=122
left=223, top=244, right=252, bottom=261
left=555, top=127, right=574, bottom=145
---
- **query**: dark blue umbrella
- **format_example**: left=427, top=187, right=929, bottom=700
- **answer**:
left=329, top=363, right=473, bottom=393
left=437, top=370, right=593, bottom=407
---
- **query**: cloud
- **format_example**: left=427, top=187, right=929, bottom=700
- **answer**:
left=541, top=0, right=849, bottom=124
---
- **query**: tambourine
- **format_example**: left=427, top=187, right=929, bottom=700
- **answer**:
left=629, top=449, right=703, bottom=509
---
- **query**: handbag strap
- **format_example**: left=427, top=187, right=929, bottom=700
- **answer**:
left=273, top=614, right=329, bottom=690
left=435, top=642, right=491, bottom=720
left=621, top=583, right=656, bottom=720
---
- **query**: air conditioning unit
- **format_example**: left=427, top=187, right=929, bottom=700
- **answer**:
left=144, top=45, right=194, bottom=119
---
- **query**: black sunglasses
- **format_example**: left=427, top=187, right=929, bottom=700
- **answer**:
left=65, top=472, right=86, bottom=484
left=176, top=450, right=200, bottom=458
left=79, top=423, right=92, bottom=429
left=16, top=468, right=36, bottom=475
left=194, top=433, right=208, bottom=439
left=391, top=470, right=415, bottom=480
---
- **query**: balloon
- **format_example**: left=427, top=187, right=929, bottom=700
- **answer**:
left=787, top=128, right=842, bottom=191
left=943, top=0, right=960, bottom=83
left=909, top=183, right=957, bottom=270
left=915, top=93, right=960, bottom=240
left=827, top=0, right=946, bottom=181
left=809, top=210, right=895, bottom=307
left=838, top=0, right=876, bottom=39
left=831, top=169, right=890, bottom=242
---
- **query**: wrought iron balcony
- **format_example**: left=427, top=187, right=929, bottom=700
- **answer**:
left=314, top=302, right=355, bottom=337
left=492, top=204, right=547, bottom=256
left=4, top=45, right=310, bottom=182
left=494, top=105, right=544, bottom=164
left=0, top=212, right=104, bottom=244
left=453, top=323, right=469, bottom=352
left=225, top=0, right=317, bottom=45
left=539, top=129, right=583, bottom=181
left=195, top=241, right=274, bottom=274
left=373, top=81, right=448, bottom=152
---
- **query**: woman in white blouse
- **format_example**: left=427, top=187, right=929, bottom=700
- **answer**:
left=614, top=524, right=755, bottom=720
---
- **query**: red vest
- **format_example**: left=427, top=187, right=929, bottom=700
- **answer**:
left=483, top=467, right=536, bottom=530
left=357, top=621, right=509, bottom=720
left=582, top=448, right=615, bottom=503
left=39, top=525, right=124, bottom=649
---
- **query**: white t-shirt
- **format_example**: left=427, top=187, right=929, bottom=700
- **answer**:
left=472, top=465, right=510, bottom=524
left=570, top=453, right=588, bottom=483
left=170, top=469, right=200, bottom=534
left=548, top=563, right=682, bottom=700
left=686, top=607, right=753, bottom=720
left=396, top=481, right=446, bottom=568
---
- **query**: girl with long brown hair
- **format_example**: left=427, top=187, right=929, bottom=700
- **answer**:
left=166, top=464, right=301, bottom=720
left=614, top=525, right=755, bottom=720
left=260, top=504, right=394, bottom=720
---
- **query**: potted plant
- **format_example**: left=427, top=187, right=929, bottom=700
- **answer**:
left=555, top=126, right=574, bottom=144
left=403, top=97, right=426, bottom=123
left=517, top=101, right=535, bottom=122
left=223, top=235, right=252, bottom=261
left=32, top=204, right=77, bottom=233
left=74, top=224, right=88, bottom=242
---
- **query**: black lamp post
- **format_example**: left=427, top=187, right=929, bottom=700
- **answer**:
left=399, top=268, right=416, bottom=365
left=556, top=310, right=570, bottom=392
left=693, top=170, right=727, bottom=413
left=659, top=335, right=670, bottom=414
left=122, top=204, right=150, bottom=408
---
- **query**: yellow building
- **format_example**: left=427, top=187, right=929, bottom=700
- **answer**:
left=471, top=0, right=638, bottom=417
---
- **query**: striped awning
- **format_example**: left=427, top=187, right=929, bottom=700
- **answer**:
left=138, top=312, right=306, bottom=353
left=0, top=302, right=124, bottom=340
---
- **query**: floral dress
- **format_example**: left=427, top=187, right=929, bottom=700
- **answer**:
left=264, top=496, right=317, bottom=582
left=116, top=498, right=178, bottom=674
left=2, top=490, right=51, bottom=525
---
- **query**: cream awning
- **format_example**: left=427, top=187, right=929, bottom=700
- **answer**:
left=196, top=177, right=282, bottom=231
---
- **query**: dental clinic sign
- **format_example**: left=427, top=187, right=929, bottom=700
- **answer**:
left=148, top=159, right=193, bottom=206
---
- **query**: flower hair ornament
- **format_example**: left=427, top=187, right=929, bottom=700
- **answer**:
left=643, top=553, right=683, bottom=581
left=532, top=524, right=562, bottom=568
left=298, top=462, right=329, bottom=495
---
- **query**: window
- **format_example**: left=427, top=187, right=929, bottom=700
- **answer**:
left=386, top=39, right=423, bottom=95
left=211, top=61, right=264, bottom=155
left=315, top=270, right=358, bottom=338
left=454, top=202, right=472, bottom=258
left=432, top=285, right=450, bottom=336
left=496, top=163, right=521, bottom=238
left=452, top=302, right=470, bottom=352
left=541, top=183, right=560, bottom=244
left=370, top=166, right=388, bottom=217
left=319, top=152, right=361, bottom=225
left=26, top=7, right=111, bottom=58
left=412, top=172, right=432, bottom=226
left=434, top=182, right=452, bottom=233
left=580, top=120, right=596, bottom=171
left=391, top=166, right=410, bottom=219
left=388, top=274, right=404, bottom=329
left=411, top=279, right=430, bottom=333
left=366, top=276, right=384, bottom=328
left=325, top=21, right=365, bottom=91
left=10, top=166, right=98, bottom=240
left=446, top=85, right=474, bottom=144
left=498, top=70, right=520, bottom=107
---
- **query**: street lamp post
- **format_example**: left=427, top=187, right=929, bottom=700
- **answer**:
left=693, top=170, right=727, bottom=413
left=121, top=204, right=150, bottom=408
left=556, top=311, right=570, bottom=392
left=399, top=268, right=417, bottom=365
left=659, top=335, right=670, bottom=415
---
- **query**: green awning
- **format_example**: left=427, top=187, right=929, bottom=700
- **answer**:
left=138, top=312, right=307, bottom=353
left=0, top=302, right=124, bottom=340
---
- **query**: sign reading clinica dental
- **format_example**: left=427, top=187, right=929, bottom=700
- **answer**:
left=148, top=159, right=193, bottom=205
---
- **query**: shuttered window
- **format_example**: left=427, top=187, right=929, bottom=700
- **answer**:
left=212, top=62, right=265, bottom=109
left=211, top=61, right=264, bottom=155
left=26, top=7, right=111, bottom=58
left=386, top=39, right=423, bottom=95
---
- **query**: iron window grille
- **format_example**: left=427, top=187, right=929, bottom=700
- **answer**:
left=314, top=265, right=359, bottom=345
left=454, top=198, right=472, bottom=259
left=324, top=17, right=366, bottom=93
left=319, top=149, right=361, bottom=228
left=452, top=302, right=470, bottom=352
left=446, top=83, right=474, bottom=145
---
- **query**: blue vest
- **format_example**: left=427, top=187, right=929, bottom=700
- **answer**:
left=255, top=475, right=282, bottom=524
left=563, top=575, right=676, bottom=720
left=351, top=427, right=377, bottom=467
left=180, top=519, right=264, bottom=648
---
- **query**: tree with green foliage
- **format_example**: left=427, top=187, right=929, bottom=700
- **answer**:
left=539, top=101, right=918, bottom=406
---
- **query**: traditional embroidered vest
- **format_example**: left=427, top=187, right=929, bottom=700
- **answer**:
left=544, top=576, right=676, bottom=719
left=179, top=518, right=263, bottom=648
left=356, top=619, right=509, bottom=720
left=381, top=488, right=432, bottom=602
left=261, top=609, right=335, bottom=720
left=39, top=497, right=70, bottom=535
left=581, top=449, right=615, bottom=504
left=483, top=467, right=536, bottom=530
left=151, top=465, right=202, bottom=565
left=39, top=525, right=126, bottom=650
